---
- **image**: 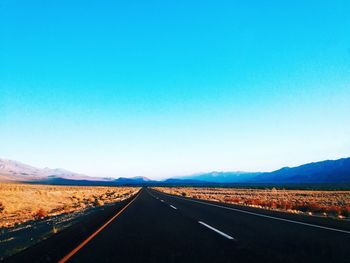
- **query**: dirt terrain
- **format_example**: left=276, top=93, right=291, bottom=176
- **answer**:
left=0, top=183, right=140, bottom=228
left=153, top=187, right=350, bottom=218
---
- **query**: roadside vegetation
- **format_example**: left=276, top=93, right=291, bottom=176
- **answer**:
left=0, top=183, right=140, bottom=228
left=153, top=187, right=350, bottom=219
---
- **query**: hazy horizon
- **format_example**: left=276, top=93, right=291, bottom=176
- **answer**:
left=2, top=155, right=350, bottom=181
left=1, top=1, right=349, bottom=179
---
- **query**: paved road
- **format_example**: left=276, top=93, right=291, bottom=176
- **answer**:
left=6, top=188, right=350, bottom=263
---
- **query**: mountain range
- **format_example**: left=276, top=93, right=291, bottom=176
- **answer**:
left=177, top=158, right=350, bottom=184
left=0, top=158, right=153, bottom=184
left=1, top=157, right=350, bottom=185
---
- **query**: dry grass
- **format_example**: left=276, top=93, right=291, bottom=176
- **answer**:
left=153, top=187, right=350, bottom=219
left=0, top=183, right=140, bottom=228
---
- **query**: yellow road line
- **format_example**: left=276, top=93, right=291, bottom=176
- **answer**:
left=58, top=190, right=142, bottom=263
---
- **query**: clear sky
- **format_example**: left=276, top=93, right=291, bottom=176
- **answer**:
left=1, top=0, right=349, bottom=179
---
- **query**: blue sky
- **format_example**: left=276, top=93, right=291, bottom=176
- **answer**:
left=1, top=0, right=349, bottom=179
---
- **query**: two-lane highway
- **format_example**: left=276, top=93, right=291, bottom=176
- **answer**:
left=62, top=188, right=251, bottom=263
left=150, top=188, right=350, bottom=263
left=6, top=187, right=350, bottom=263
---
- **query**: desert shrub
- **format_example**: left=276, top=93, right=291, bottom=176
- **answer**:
left=152, top=187, right=350, bottom=220
left=293, top=202, right=309, bottom=212
left=0, top=202, right=4, bottom=213
left=34, top=208, right=48, bottom=219
left=267, top=201, right=278, bottom=209
left=94, top=199, right=104, bottom=206
left=50, top=207, right=65, bottom=214
left=62, top=204, right=71, bottom=211
left=244, top=199, right=262, bottom=206
left=327, top=205, right=341, bottom=216
left=181, top=192, right=187, bottom=197
left=277, top=201, right=292, bottom=210
left=340, top=206, right=350, bottom=217
left=224, top=197, right=240, bottom=203
left=306, top=203, right=326, bottom=213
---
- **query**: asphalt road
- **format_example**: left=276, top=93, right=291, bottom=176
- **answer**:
left=6, top=188, right=350, bottom=263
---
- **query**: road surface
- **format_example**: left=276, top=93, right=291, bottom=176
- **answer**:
left=6, top=188, right=350, bottom=263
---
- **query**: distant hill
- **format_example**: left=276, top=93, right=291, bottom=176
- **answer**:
left=162, top=178, right=207, bottom=184
left=0, top=158, right=152, bottom=185
left=171, top=158, right=350, bottom=184
left=251, top=158, right=350, bottom=183
left=176, top=171, right=260, bottom=183
left=114, top=176, right=154, bottom=184
left=0, top=158, right=45, bottom=181
left=1, top=156, right=350, bottom=185
left=0, top=158, right=108, bottom=182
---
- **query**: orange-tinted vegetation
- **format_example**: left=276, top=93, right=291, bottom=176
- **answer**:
left=0, top=183, right=140, bottom=228
left=153, top=187, right=350, bottom=218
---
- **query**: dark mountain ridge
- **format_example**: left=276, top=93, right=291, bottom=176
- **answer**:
left=1, top=157, right=349, bottom=185
left=252, top=158, right=350, bottom=183
left=170, top=158, right=350, bottom=184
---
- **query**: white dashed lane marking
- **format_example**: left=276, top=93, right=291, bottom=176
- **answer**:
left=198, top=221, right=236, bottom=241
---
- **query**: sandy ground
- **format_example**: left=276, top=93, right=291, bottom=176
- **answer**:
left=0, top=199, right=133, bottom=260
left=153, top=187, right=350, bottom=218
left=0, top=183, right=140, bottom=228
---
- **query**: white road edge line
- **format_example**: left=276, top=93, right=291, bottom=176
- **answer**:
left=170, top=205, right=177, bottom=210
left=199, top=221, right=236, bottom=240
left=158, top=191, right=350, bottom=235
